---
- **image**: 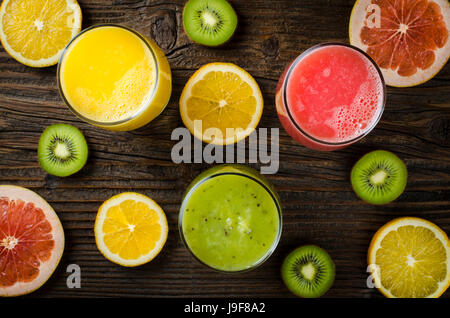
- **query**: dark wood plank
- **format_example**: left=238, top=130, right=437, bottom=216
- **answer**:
left=0, top=0, right=449, bottom=298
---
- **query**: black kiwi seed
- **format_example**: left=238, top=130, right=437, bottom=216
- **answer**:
left=281, top=245, right=335, bottom=298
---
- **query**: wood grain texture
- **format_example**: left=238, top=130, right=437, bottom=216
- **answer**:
left=0, top=0, right=449, bottom=298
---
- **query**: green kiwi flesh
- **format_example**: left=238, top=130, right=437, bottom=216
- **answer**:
left=38, top=124, right=88, bottom=177
left=183, top=0, right=238, bottom=47
left=351, top=150, right=407, bottom=205
left=281, top=245, right=335, bottom=298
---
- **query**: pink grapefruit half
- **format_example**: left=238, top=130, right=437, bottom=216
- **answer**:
left=0, top=185, right=64, bottom=297
left=350, top=0, right=450, bottom=87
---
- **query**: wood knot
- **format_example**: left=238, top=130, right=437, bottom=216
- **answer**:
left=261, top=36, right=279, bottom=58
left=148, top=10, right=177, bottom=51
left=429, top=116, right=450, bottom=145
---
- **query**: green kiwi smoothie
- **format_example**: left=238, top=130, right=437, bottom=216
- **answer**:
left=180, top=165, right=281, bottom=272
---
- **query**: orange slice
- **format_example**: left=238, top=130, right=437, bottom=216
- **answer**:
left=368, top=217, right=450, bottom=298
left=180, top=62, right=264, bottom=145
left=94, top=192, right=168, bottom=267
left=349, top=0, right=450, bottom=87
left=0, top=0, right=82, bottom=67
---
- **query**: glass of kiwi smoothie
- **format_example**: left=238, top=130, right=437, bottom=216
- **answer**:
left=179, top=165, right=282, bottom=272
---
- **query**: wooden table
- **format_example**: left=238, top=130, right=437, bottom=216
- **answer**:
left=0, top=0, right=449, bottom=298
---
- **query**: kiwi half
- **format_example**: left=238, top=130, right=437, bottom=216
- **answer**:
left=183, top=0, right=238, bottom=47
left=281, top=245, right=335, bottom=298
left=38, top=124, right=88, bottom=177
left=351, top=150, right=407, bottom=205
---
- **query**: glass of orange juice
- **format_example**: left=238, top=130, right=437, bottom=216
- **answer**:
left=57, top=24, right=172, bottom=131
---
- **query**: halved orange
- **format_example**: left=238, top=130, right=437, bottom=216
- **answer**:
left=180, top=63, right=264, bottom=145
left=0, top=0, right=82, bottom=67
left=350, top=0, right=450, bottom=87
left=368, top=217, right=450, bottom=298
left=95, top=192, right=168, bottom=267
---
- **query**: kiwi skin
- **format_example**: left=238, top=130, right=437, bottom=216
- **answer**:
left=351, top=150, right=407, bottom=205
left=182, top=0, right=238, bottom=47
left=281, top=245, right=335, bottom=298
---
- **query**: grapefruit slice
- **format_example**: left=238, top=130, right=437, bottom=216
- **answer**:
left=350, top=0, right=450, bottom=87
left=0, top=185, right=64, bottom=297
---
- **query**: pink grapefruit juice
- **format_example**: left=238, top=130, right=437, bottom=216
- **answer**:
left=276, top=43, right=385, bottom=151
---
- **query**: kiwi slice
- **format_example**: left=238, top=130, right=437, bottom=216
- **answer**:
left=351, top=150, right=407, bottom=205
left=183, top=0, right=238, bottom=47
left=281, top=245, right=335, bottom=298
left=38, top=124, right=88, bottom=177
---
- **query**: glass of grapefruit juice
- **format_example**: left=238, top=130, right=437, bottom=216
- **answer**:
left=58, top=24, right=172, bottom=131
left=179, top=165, right=282, bottom=272
left=276, top=43, right=386, bottom=151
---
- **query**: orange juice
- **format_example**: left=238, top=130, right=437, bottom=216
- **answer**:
left=58, top=25, right=171, bottom=131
